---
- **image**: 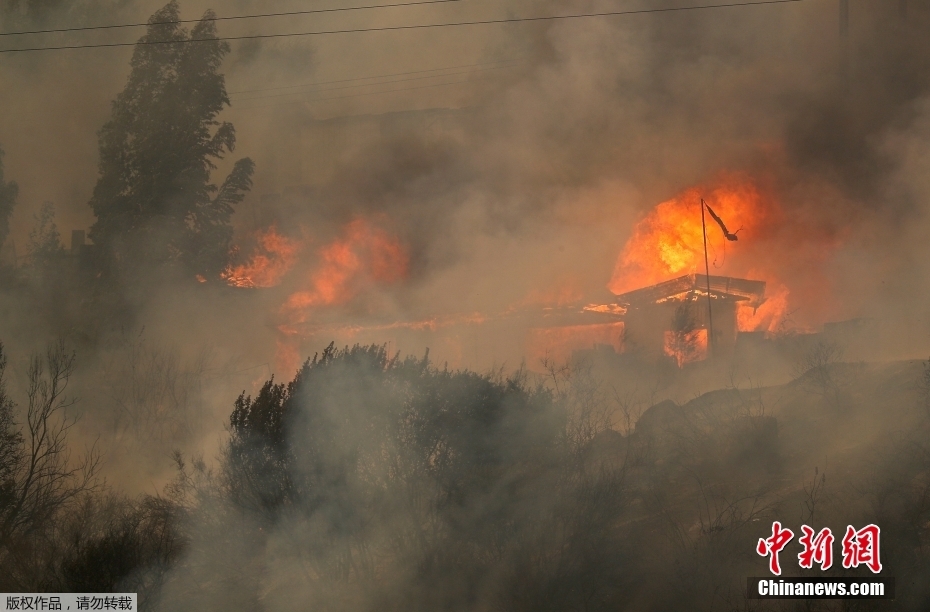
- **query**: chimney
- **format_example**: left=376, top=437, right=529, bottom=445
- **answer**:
left=71, top=230, right=85, bottom=256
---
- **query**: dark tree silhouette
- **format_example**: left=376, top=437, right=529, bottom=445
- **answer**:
left=0, top=343, right=99, bottom=547
left=0, top=147, right=18, bottom=259
left=88, top=0, right=254, bottom=278
left=27, top=202, right=65, bottom=271
left=213, top=343, right=635, bottom=611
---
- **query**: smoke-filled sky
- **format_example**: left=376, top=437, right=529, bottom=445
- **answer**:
left=2, top=0, right=930, bottom=372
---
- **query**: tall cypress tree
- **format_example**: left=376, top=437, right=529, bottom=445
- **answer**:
left=89, top=1, right=254, bottom=278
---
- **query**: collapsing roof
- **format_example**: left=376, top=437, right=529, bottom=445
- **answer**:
left=614, top=274, right=766, bottom=309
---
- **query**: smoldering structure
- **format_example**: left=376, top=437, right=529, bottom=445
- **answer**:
left=617, top=273, right=766, bottom=365
left=531, top=271, right=881, bottom=372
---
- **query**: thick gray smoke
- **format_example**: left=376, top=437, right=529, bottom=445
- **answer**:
left=3, top=1, right=930, bottom=352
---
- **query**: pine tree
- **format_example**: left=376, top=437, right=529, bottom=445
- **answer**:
left=88, top=1, right=254, bottom=278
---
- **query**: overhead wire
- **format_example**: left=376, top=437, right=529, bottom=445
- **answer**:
left=0, top=0, right=467, bottom=37
left=0, top=0, right=810, bottom=54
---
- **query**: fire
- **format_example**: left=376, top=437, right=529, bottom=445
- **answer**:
left=282, top=218, right=408, bottom=316
left=608, top=175, right=818, bottom=335
left=271, top=217, right=410, bottom=373
left=738, top=282, right=790, bottom=334
left=609, top=177, right=773, bottom=295
left=583, top=304, right=627, bottom=316
left=607, top=169, right=855, bottom=338
left=223, top=225, right=301, bottom=288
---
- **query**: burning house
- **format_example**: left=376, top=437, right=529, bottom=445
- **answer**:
left=617, top=273, right=766, bottom=366
left=522, top=273, right=766, bottom=368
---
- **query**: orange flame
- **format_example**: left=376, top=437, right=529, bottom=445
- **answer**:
left=606, top=174, right=830, bottom=334
left=609, top=177, right=772, bottom=296
left=259, top=218, right=410, bottom=375
left=738, top=282, right=790, bottom=334
left=223, top=225, right=301, bottom=288
left=608, top=172, right=852, bottom=335
left=282, top=218, right=409, bottom=319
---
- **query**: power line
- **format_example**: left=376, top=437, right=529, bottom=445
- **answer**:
left=0, top=0, right=811, bottom=54
left=227, top=58, right=522, bottom=95
left=0, top=0, right=466, bottom=37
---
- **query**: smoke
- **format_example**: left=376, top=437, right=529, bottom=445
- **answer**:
left=0, top=0, right=921, bottom=456
left=3, top=1, right=929, bottom=342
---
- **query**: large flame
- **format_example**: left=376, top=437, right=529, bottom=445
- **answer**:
left=282, top=218, right=408, bottom=314
left=607, top=175, right=809, bottom=334
left=609, top=177, right=773, bottom=295
left=222, top=225, right=301, bottom=288
left=274, top=218, right=409, bottom=372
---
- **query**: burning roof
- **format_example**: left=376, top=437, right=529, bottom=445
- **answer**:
left=614, top=273, right=766, bottom=309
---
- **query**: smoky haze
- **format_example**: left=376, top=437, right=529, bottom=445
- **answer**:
left=2, top=0, right=930, bottom=610
left=2, top=1, right=929, bottom=347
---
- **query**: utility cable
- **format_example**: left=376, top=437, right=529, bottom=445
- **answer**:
left=0, top=0, right=466, bottom=37
left=0, top=0, right=810, bottom=54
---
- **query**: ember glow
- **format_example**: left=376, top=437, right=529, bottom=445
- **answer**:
left=222, top=225, right=301, bottom=288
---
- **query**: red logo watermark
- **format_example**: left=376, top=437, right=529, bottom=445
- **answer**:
left=758, top=523, right=881, bottom=575
left=756, top=521, right=794, bottom=575
left=841, top=524, right=882, bottom=573
left=798, top=526, right=834, bottom=571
